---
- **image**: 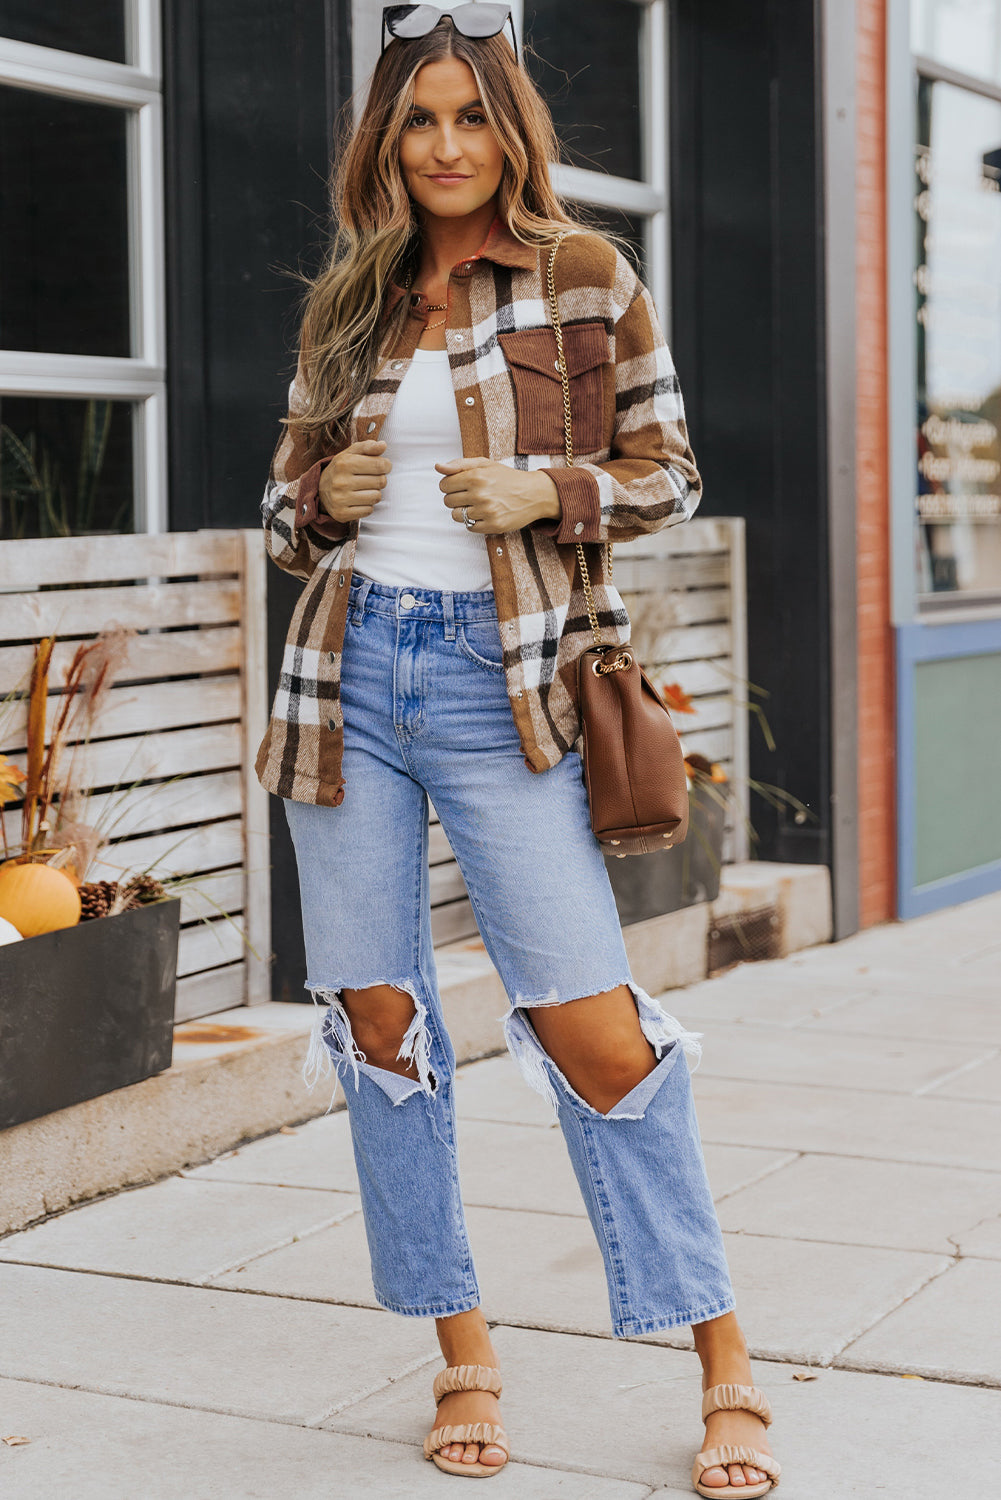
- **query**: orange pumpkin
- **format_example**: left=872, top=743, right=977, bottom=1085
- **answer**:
left=0, top=862, right=81, bottom=937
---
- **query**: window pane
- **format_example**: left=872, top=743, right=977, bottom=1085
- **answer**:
left=912, top=0, right=1001, bottom=89
left=0, top=1, right=126, bottom=64
left=0, top=87, right=130, bottom=357
left=524, top=1, right=644, bottom=182
left=0, top=397, right=135, bottom=539
left=915, top=78, right=1001, bottom=599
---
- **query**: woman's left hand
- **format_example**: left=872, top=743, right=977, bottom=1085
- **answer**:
left=435, top=457, right=560, bottom=534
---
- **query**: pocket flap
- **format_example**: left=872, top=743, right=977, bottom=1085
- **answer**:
left=498, top=321, right=609, bottom=381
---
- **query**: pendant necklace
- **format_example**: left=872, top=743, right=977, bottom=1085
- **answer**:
left=405, top=271, right=447, bottom=331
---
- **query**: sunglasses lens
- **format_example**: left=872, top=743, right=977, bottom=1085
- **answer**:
left=385, top=5, right=439, bottom=40
left=452, top=4, right=509, bottom=38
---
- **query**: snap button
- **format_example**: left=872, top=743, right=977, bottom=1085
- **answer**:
left=366, top=420, right=377, bottom=433
left=495, top=547, right=503, bottom=555
left=391, top=360, right=404, bottom=369
left=328, top=651, right=336, bottom=662
left=400, top=592, right=417, bottom=609
left=515, top=690, right=523, bottom=699
left=464, top=396, right=475, bottom=406
left=327, top=718, right=335, bottom=731
left=573, top=521, right=584, bottom=535
left=338, top=574, right=345, bottom=586
left=453, top=333, right=463, bottom=342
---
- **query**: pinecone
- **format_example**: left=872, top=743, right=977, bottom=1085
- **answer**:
left=79, top=881, right=120, bottom=920
left=119, top=873, right=166, bottom=909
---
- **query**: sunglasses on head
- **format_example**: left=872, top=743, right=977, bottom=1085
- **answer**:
left=381, top=5, right=519, bottom=68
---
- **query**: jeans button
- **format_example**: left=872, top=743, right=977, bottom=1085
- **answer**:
left=400, top=592, right=417, bottom=610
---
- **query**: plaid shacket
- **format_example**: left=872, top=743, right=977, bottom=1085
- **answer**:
left=256, top=214, right=701, bottom=807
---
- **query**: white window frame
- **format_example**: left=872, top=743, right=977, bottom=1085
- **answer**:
left=0, top=0, right=167, bottom=534
left=351, top=0, right=670, bottom=328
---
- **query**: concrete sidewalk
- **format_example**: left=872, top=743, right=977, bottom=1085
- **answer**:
left=1, top=893, right=999, bottom=1497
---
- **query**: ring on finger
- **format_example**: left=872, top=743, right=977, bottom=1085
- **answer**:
left=461, top=506, right=476, bottom=530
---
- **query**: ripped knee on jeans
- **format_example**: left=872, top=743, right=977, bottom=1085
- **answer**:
left=500, top=981, right=703, bottom=1122
left=302, top=980, right=436, bottom=1111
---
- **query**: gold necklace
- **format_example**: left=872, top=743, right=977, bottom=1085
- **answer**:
left=405, top=271, right=447, bottom=331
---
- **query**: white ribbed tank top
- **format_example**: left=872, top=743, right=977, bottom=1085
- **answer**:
left=352, top=346, right=493, bottom=592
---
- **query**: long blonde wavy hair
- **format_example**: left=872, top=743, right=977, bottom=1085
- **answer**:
left=285, top=16, right=636, bottom=453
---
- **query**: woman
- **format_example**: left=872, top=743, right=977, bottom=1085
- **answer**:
left=256, top=6, right=780, bottom=1494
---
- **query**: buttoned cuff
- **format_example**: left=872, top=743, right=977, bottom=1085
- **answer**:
left=533, top=467, right=602, bottom=544
left=295, top=457, right=349, bottom=542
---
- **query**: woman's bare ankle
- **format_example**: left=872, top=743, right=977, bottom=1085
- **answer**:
left=435, top=1307, right=497, bottom=1368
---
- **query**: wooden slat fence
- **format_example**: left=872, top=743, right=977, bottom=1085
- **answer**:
left=0, top=530, right=270, bottom=1023
left=613, top=516, right=750, bottom=861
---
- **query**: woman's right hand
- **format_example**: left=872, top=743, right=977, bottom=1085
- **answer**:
left=318, top=438, right=391, bottom=523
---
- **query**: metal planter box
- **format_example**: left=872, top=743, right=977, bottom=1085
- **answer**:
left=0, top=899, right=180, bottom=1130
left=605, top=791, right=726, bottom=927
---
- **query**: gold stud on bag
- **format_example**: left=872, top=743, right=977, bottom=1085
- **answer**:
left=546, top=233, right=689, bottom=857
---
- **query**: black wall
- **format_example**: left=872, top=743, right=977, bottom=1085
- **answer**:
left=163, top=0, right=351, bottom=1001
left=670, top=0, right=831, bottom=867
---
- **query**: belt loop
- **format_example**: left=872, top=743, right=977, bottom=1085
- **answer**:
left=350, top=575, right=373, bottom=624
left=442, top=590, right=456, bottom=641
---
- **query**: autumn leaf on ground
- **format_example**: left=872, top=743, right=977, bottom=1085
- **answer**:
left=2, top=1435, right=31, bottom=1446
left=791, top=1372, right=819, bottom=1382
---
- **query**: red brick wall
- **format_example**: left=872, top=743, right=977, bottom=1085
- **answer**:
left=856, top=0, right=897, bottom=925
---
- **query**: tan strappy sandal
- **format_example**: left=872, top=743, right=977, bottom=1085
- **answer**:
left=423, top=1364, right=510, bottom=1478
left=692, top=1383, right=781, bottom=1497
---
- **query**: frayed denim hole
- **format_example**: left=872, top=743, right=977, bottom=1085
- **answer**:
left=501, top=982, right=702, bottom=1123
left=301, top=989, right=348, bottom=1116
left=303, top=980, right=438, bottom=1108
left=501, top=1004, right=573, bottom=1122
left=629, top=981, right=704, bottom=1073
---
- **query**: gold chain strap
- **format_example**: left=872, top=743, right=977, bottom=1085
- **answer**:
left=545, top=234, right=610, bottom=651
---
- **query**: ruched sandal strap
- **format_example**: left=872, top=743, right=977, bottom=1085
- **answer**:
left=693, top=1444, right=781, bottom=1489
left=433, top=1364, right=503, bottom=1404
left=424, top=1422, right=509, bottom=1461
left=701, top=1382, right=773, bottom=1427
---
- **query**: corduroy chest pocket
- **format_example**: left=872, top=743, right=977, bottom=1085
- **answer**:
left=497, top=321, right=610, bottom=456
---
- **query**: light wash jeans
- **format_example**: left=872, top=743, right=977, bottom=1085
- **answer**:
left=283, top=573, right=736, bottom=1337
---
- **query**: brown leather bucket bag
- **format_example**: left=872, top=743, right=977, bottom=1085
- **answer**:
left=546, top=234, right=690, bottom=858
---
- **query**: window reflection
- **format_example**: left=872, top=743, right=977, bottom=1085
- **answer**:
left=915, top=78, right=1001, bottom=598
left=524, top=1, right=644, bottom=182
left=0, top=87, right=130, bottom=358
left=0, top=397, right=134, bottom=539
left=0, top=2, right=126, bottom=64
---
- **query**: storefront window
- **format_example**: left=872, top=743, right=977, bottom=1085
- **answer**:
left=0, top=87, right=130, bottom=359
left=524, top=1, right=644, bottom=181
left=0, top=2, right=126, bottom=64
left=0, top=396, right=134, bottom=539
left=915, top=76, right=1001, bottom=599
left=912, top=0, right=1001, bottom=89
